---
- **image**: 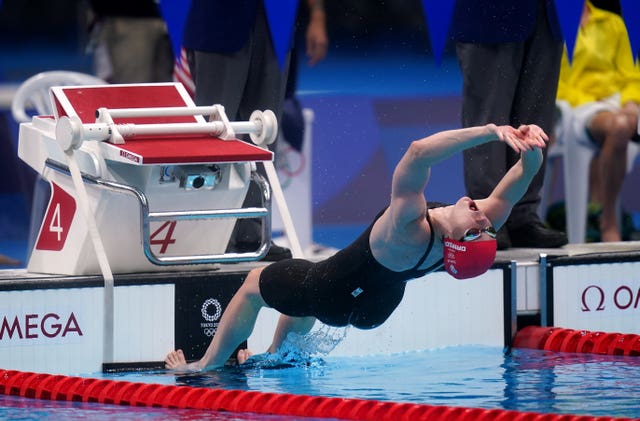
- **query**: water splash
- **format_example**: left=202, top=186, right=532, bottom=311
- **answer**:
left=245, top=324, right=349, bottom=369
left=283, top=324, right=349, bottom=356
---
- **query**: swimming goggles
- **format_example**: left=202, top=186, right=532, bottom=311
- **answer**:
left=461, top=226, right=497, bottom=242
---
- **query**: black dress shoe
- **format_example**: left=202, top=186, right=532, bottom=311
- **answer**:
left=262, top=244, right=293, bottom=262
left=509, top=220, right=568, bottom=248
left=496, top=227, right=511, bottom=250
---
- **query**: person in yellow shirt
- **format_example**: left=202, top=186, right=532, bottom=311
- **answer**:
left=556, top=0, right=640, bottom=242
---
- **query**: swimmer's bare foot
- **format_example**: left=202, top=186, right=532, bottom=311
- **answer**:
left=165, top=349, right=200, bottom=371
left=236, top=349, right=254, bottom=365
left=165, top=349, right=186, bottom=369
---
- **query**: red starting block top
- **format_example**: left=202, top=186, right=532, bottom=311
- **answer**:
left=50, top=83, right=273, bottom=165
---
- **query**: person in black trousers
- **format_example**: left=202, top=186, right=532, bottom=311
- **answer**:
left=182, top=0, right=327, bottom=261
left=450, top=0, right=568, bottom=249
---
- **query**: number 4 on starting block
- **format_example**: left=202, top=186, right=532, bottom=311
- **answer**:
left=35, top=183, right=76, bottom=251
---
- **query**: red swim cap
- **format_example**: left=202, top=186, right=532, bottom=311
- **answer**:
left=443, top=237, right=497, bottom=279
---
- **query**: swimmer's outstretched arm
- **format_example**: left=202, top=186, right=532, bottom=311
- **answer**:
left=165, top=267, right=269, bottom=372
left=391, top=124, right=546, bottom=223
left=165, top=266, right=317, bottom=371
left=393, top=124, right=543, bottom=195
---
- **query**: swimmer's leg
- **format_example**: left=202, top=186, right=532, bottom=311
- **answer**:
left=165, top=266, right=267, bottom=371
left=267, top=315, right=316, bottom=354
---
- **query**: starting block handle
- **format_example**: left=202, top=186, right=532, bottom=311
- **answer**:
left=99, top=104, right=277, bottom=146
left=116, top=121, right=227, bottom=137
left=105, top=105, right=229, bottom=118
left=55, top=106, right=278, bottom=151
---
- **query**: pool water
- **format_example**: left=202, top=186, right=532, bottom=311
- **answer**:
left=169, top=346, right=640, bottom=418
left=1, top=346, right=639, bottom=419
left=11, top=346, right=640, bottom=420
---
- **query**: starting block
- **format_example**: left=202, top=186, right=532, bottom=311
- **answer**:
left=18, top=82, right=278, bottom=275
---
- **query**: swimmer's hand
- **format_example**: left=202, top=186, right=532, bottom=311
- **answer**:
left=164, top=349, right=202, bottom=372
left=488, top=123, right=547, bottom=153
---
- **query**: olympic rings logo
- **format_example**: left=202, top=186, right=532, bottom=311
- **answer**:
left=201, top=298, right=222, bottom=322
left=203, top=328, right=216, bottom=337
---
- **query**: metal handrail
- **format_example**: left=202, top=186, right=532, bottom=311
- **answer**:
left=45, top=158, right=272, bottom=265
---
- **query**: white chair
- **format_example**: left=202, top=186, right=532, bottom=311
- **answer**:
left=11, top=70, right=106, bottom=122
left=540, top=100, right=639, bottom=243
left=11, top=71, right=107, bottom=256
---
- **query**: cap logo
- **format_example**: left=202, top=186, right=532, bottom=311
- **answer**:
left=443, top=240, right=466, bottom=251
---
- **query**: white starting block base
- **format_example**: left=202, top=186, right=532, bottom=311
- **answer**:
left=17, top=83, right=275, bottom=275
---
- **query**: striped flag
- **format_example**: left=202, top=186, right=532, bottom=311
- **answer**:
left=173, top=47, right=195, bottom=98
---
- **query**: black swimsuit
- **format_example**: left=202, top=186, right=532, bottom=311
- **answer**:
left=259, top=207, right=443, bottom=329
